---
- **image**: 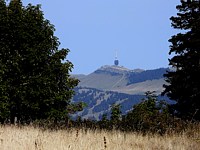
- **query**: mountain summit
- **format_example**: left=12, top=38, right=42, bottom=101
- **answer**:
left=95, top=65, right=144, bottom=75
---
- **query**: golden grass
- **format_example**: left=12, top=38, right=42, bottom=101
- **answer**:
left=0, top=125, right=200, bottom=150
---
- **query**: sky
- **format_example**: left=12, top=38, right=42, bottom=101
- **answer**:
left=22, top=0, right=181, bottom=75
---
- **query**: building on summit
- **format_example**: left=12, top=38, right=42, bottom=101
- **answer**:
left=114, top=51, right=119, bottom=66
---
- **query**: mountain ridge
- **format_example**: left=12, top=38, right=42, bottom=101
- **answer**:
left=72, top=65, right=168, bottom=95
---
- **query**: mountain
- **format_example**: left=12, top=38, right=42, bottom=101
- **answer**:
left=71, top=65, right=172, bottom=120
left=73, top=65, right=168, bottom=95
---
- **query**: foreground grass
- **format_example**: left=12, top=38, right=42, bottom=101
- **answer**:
left=0, top=125, right=200, bottom=150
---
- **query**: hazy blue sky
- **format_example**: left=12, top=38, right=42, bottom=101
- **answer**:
left=22, top=0, right=180, bottom=74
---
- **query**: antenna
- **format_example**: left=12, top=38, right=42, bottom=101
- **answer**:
left=115, top=50, right=118, bottom=60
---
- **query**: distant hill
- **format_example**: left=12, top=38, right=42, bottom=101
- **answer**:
left=73, top=65, right=169, bottom=95
left=71, top=66, right=173, bottom=120
left=72, top=87, right=144, bottom=120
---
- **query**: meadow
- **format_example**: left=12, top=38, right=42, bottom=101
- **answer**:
left=0, top=125, right=200, bottom=150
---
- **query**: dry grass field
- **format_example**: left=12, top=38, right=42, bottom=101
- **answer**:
left=0, top=125, right=200, bottom=150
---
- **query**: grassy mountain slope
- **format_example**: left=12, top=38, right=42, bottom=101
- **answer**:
left=74, top=65, right=168, bottom=95
left=112, top=79, right=166, bottom=95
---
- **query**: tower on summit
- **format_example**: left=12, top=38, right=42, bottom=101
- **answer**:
left=114, top=50, right=119, bottom=66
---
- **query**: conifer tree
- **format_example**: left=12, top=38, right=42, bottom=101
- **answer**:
left=163, top=0, right=200, bottom=120
left=110, top=104, right=121, bottom=127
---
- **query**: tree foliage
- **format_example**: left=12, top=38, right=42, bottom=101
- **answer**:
left=124, top=91, right=170, bottom=133
left=163, top=0, right=200, bottom=120
left=0, top=0, right=79, bottom=124
left=71, top=92, right=173, bottom=134
left=110, top=103, right=121, bottom=128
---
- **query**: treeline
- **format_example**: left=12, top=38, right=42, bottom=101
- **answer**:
left=70, top=91, right=197, bottom=135
left=32, top=92, right=193, bottom=135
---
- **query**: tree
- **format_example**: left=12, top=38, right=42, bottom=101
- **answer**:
left=163, top=0, right=200, bottom=120
left=98, top=113, right=110, bottom=129
left=0, top=0, right=79, bottom=123
left=110, top=103, right=121, bottom=128
left=125, top=92, right=170, bottom=133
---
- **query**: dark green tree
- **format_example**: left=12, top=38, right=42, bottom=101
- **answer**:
left=110, top=103, right=121, bottom=128
left=0, top=0, right=10, bottom=123
left=0, top=0, right=79, bottom=124
left=98, top=113, right=110, bottom=129
left=163, top=0, right=200, bottom=120
left=125, top=91, right=170, bottom=133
